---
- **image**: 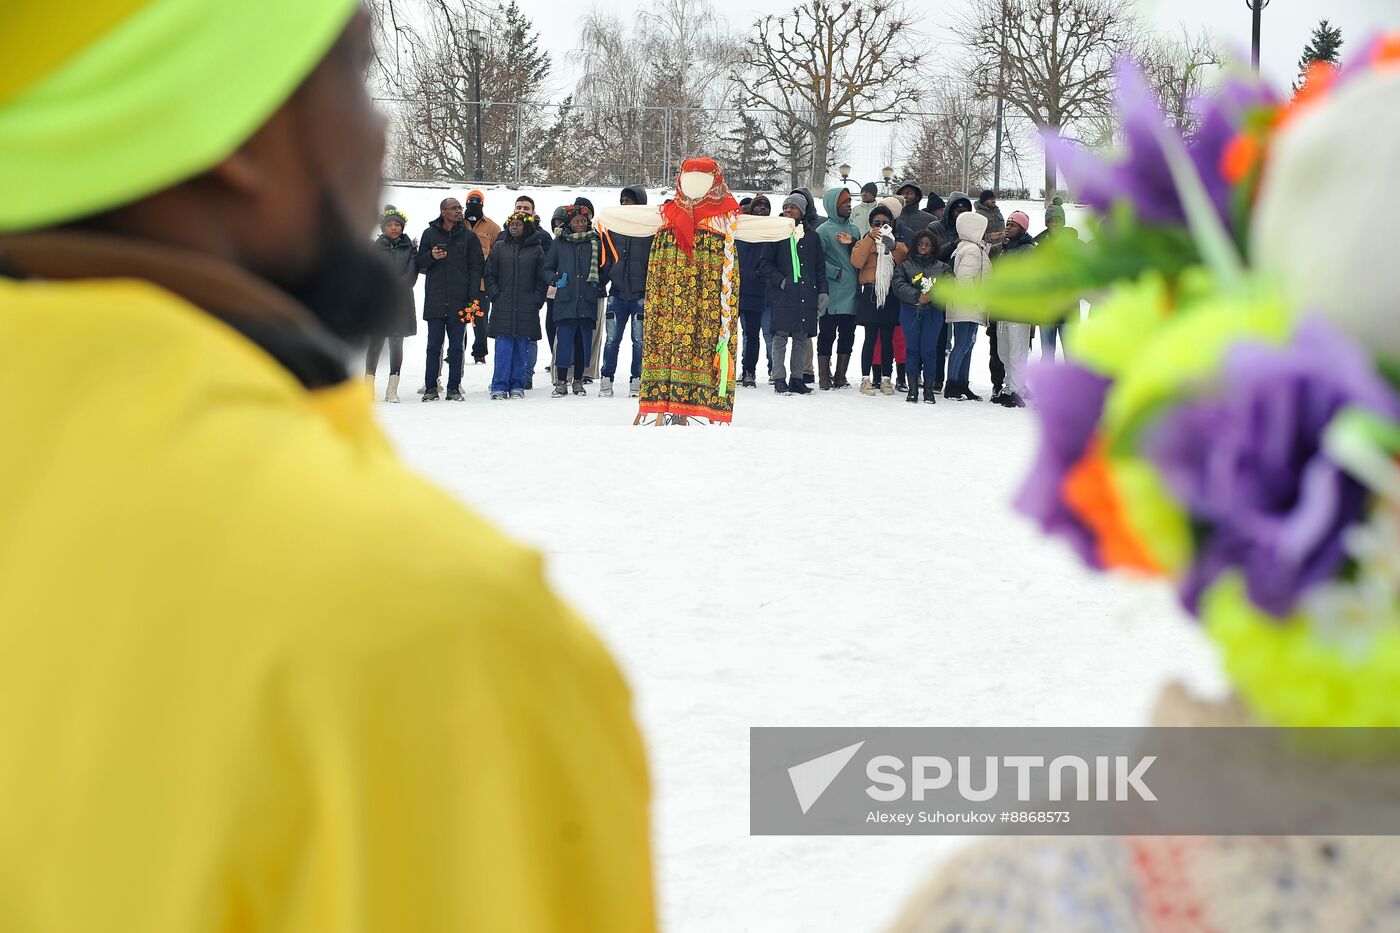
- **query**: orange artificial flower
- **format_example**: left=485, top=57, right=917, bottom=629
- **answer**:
left=1060, top=437, right=1164, bottom=576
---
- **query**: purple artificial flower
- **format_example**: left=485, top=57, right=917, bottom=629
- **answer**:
left=1142, top=317, right=1400, bottom=618
left=1013, top=361, right=1113, bottom=567
left=1046, top=59, right=1275, bottom=233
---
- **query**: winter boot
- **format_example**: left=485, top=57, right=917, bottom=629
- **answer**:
left=741, top=370, right=756, bottom=388
left=803, top=372, right=815, bottom=385
left=859, top=377, right=875, bottom=396
left=600, top=377, right=614, bottom=398
left=551, top=377, right=568, bottom=398
left=629, top=376, right=641, bottom=397
left=943, top=379, right=961, bottom=400
left=774, top=378, right=791, bottom=395
left=420, top=388, right=440, bottom=402
left=790, top=375, right=812, bottom=395
left=905, top=374, right=920, bottom=403
left=818, top=355, right=832, bottom=390
left=880, top=369, right=895, bottom=395
left=923, top=378, right=937, bottom=404
left=572, top=378, right=587, bottom=396
left=385, top=374, right=400, bottom=403
left=964, top=385, right=984, bottom=401
left=833, top=353, right=852, bottom=389
left=895, top=363, right=908, bottom=393
left=998, top=390, right=1026, bottom=408
left=445, top=387, right=465, bottom=401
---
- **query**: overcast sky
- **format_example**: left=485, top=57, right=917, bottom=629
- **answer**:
left=505, top=0, right=1395, bottom=96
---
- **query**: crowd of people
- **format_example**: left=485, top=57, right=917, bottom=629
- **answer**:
left=367, top=182, right=1081, bottom=408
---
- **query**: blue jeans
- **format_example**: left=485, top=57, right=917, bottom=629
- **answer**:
left=899, top=305, right=944, bottom=383
left=602, top=297, right=644, bottom=380
left=526, top=339, right=538, bottom=373
left=740, top=305, right=774, bottom=375
left=490, top=336, right=529, bottom=392
left=424, top=316, right=466, bottom=391
left=555, top=320, right=595, bottom=375
left=1040, top=321, right=1068, bottom=360
left=947, top=321, right=979, bottom=382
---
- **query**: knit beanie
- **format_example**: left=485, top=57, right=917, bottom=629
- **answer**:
left=379, top=204, right=407, bottom=230
left=1007, top=210, right=1031, bottom=232
left=978, top=188, right=996, bottom=204
left=1045, top=196, right=1067, bottom=226
left=925, top=192, right=946, bottom=213
left=782, top=192, right=808, bottom=215
left=869, top=204, right=895, bottom=226
left=879, top=196, right=904, bottom=218
left=861, top=181, right=879, bottom=197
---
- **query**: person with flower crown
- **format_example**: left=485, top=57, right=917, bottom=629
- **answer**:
left=485, top=209, right=547, bottom=399
left=543, top=202, right=610, bottom=397
left=595, top=157, right=795, bottom=424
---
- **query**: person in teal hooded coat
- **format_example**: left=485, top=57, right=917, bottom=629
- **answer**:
left=815, top=187, right=860, bottom=389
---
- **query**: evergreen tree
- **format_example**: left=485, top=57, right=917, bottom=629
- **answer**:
left=1294, top=19, right=1344, bottom=92
left=719, top=113, right=784, bottom=192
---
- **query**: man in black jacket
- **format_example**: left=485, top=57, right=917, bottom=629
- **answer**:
left=759, top=193, right=828, bottom=396
left=415, top=197, right=484, bottom=401
left=496, top=195, right=553, bottom=388
left=599, top=185, right=652, bottom=398
left=895, top=182, right=935, bottom=247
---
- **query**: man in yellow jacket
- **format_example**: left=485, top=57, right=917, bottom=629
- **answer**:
left=0, top=3, right=655, bottom=932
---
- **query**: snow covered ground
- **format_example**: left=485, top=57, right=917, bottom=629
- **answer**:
left=373, top=184, right=1227, bottom=933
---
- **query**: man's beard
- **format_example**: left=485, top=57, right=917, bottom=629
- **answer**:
left=279, top=193, right=400, bottom=344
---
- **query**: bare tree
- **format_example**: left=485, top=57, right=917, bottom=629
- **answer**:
left=735, top=0, right=920, bottom=191
left=573, top=0, right=739, bottom=185
left=900, top=86, right=999, bottom=196
left=956, top=0, right=1136, bottom=204
left=1137, top=26, right=1220, bottom=137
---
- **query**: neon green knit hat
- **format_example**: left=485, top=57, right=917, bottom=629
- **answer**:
left=0, top=0, right=358, bottom=232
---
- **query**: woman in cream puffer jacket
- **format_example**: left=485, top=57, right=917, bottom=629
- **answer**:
left=943, top=211, right=991, bottom=399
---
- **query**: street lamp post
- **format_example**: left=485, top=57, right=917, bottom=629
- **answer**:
left=881, top=166, right=894, bottom=196
left=467, top=28, right=485, bottom=183
left=1245, top=0, right=1270, bottom=73
left=839, top=163, right=852, bottom=190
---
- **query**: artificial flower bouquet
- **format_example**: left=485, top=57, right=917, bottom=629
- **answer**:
left=938, top=36, right=1400, bottom=728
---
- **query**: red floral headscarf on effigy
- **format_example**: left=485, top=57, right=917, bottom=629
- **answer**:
left=661, top=156, right=740, bottom=258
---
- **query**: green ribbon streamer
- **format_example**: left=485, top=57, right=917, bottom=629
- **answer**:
left=716, top=336, right=730, bottom=396
left=789, top=232, right=801, bottom=283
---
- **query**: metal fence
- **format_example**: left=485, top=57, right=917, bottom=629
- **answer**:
left=377, top=96, right=1048, bottom=198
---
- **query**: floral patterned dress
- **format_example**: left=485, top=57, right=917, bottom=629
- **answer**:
left=638, top=224, right=739, bottom=423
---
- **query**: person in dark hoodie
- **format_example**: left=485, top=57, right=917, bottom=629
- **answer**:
left=485, top=210, right=547, bottom=400
left=599, top=185, right=652, bottom=398
left=789, top=186, right=822, bottom=383
left=990, top=209, right=1035, bottom=407
left=543, top=203, right=609, bottom=397
left=925, top=191, right=946, bottom=228
left=895, top=182, right=935, bottom=247
left=759, top=192, right=828, bottom=395
left=415, top=196, right=484, bottom=401
left=891, top=229, right=951, bottom=404
left=367, top=205, right=418, bottom=404
left=737, top=193, right=774, bottom=386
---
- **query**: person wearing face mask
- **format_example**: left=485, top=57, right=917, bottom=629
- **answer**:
left=851, top=204, right=908, bottom=395
left=737, top=193, right=775, bottom=386
left=463, top=189, right=500, bottom=365
left=416, top=196, right=485, bottom=401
